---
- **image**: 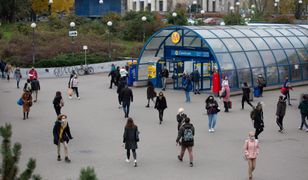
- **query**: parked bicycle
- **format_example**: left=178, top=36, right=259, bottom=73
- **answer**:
left=76, top=65, right=94, bottom=76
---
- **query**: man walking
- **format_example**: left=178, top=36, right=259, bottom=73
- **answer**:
left=31, top=78, right=40, bottom=102
left=120, top=85, right=133, bottom=118
left=161, top=67, right=169, bottom=91
left=191, top=67, right=200, bottom=94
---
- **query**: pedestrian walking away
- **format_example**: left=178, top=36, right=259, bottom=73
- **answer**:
left=117, top=81, right=125, bottom=108
left=31, top=78, right=40, bottom=102
left=14, top=67, right=22, bottom=88
left=242, top=82, right=254, bottom=110
left=191, top=67, right=200, bottom=94
left=119, top=66, right=128, bottom=85
left=243, top=131, right=260, bottom=180
left=298, top=95, right=308, bottom=131
left=176, top=108, right=187, bottom=130
left=120, top=85, right=133, bottom=118
left=161, top=66, right=169, bottom=91
left=183, top=73, right=192, bottom=103
left=176, top=117, right=195, bottom=167
left=276, top=96, right=286, bottom=133
left=282, top=76, right=293, bottom=106
left=23, top=79, right=32, bottom=92
left=0, top=59, right=6, bottom=79
left=53, top=114, right=73, bottom=163
left=28, top=67, right=38, bottom=81
left=220, top=76, right=231, bottom=112
left=108, top=64, right=117, bottom=89
left=251, top=102, right=264, bottom=140
left=21, top=90, right=33, bottom=120
left=4, top=63, right=12, bottom=81
left=154, top=92, right=167, bottom=124
left=205, top=95, right=220, bottom=132
left=256, top=74, right=266, bottom=97
left=69, top=75, right=80, bottom=99
left=146, top=80, right=156, bottom=107
left=53, top=91, right=64, bottom=116
left=123, top=118, right=139, bottom=167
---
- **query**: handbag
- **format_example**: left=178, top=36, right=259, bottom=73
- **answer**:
left=220, top=90, right=226, bottom=98
left=228, top=101, right=232, bottom=109
left=17, top=98, right=23, bottom=106
left=67, top=88, right=73, bottom=96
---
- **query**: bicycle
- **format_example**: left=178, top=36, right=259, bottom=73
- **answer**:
left=76, top=65, right=94, bottom=76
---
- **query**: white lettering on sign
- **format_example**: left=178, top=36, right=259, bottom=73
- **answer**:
left=69, top=31, right=78, bottom=37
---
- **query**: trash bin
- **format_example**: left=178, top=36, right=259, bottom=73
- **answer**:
left=254, top=86, right=260, bottom=97
left=127, top=60, right=137, bottom=86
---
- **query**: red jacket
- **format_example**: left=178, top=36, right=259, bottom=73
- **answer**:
left=212, top=72, right=220, bottom=93
left=28, top=69, right=38, bottom=80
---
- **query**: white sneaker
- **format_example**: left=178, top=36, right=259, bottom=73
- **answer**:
left=125, top=159, right=130, bottom=163
left=212, top=128, right=215, bottom=132
left=77, top=97, right=81, bottom=100
left=68, top=96, right=72, bottom=99
left=306, top=129, right=308, bottom=132
left=209, top=129, right=211, bottom=132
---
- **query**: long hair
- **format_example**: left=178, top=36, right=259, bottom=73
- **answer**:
left=125, top=118, right=136, bottom=129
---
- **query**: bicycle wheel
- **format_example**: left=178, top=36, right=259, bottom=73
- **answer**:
left=88, top=67, right=94, bottom=74
left=77, top=68, right=85, bottom=76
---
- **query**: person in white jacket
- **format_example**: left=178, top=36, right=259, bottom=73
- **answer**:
left=69, top=75, right=80, bottom=99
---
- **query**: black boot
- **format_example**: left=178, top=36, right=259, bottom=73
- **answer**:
left=65, top=157, right=71, bottom=163
left=57, top=155, right=61, bottom=161
left=26, top=112, right=29, bottom=119
left=23, top=113, right=26, bottom=120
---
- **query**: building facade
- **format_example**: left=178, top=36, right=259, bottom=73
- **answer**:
left=75, top=0, right=122, bottom=17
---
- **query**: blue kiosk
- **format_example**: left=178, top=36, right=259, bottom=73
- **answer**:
left=136, top=25, right=308, bottom=91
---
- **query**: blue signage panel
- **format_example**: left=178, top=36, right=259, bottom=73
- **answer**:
left=171, top=50, right=210, bottom=58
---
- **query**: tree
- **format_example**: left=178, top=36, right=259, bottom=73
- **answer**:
left=0, top=123, right=41, bottom=180
left=79, top=167, right=98, bottom=180
left=31, top=0, right=73, bottom=15
left=167, top=3, right=188, bottom=25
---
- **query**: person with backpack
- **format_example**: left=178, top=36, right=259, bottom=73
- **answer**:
left=276, top=96, right=287, bottom=133
left=242, top=82, right=254, bottom=110
left=31, top=78, right=40, bottom=102
left=251, top=102, right=264, bottom=140
left=123, top=118, right=139, bottom=167
left=69, top=75, right=80, bottom=100
left=191, top=67, right=200, bottom=94
left=161, top=67, right=169, bottom=91
left=146, top=80, right=156, bottom=108
left=205, top=95, right=220, bottom=132
left=21, top=90, right=32, bottom=120
left=298, top=95, right=308, bottom=131
left=283, top=76, right=293, bottom=106
left=53, top=114, right=73, bottom=163
left=183, top=74, right=192, bottom=103
left=14, top=67, right=22, bottom=89
left=256, top=74, right=266, bottom=97
left=154, top=91, right=167, bottom=124
left=243, top=131, right=260, bottom=180
left=23, top=79, right=32, bottom=92
left=176, top=117, right=195, bottom=167
left=221, top=76, right=231, bottom=112
left=177, top=108, right=187, bottom=130
left=53, top=91, right=64, bottom=116
left=108, top=64, right=117, bottom=89
left=120, top=85, right=133, bottom=118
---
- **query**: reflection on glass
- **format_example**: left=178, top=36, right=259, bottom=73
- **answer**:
left=266, top=66, right=279, bottom=85
left=273, top=50, right=289, bottom=65
left=298, top=37, right=308, bottom=48
left=231, top=52, right=250, bottom=69
left=285, top=50, right=299, bottom=64
left=302, top=64, right=308, bottom=80
left=222, top=39, right=242, bottom=52
left=246, top=51, right=263, bottom=67
left=278, top=66, right=289, bottom=83
left=210, top=30, right=231, bottom=38
left=221, top=70, right=237, bottom=88
left=263, top=37, right=281, bottom=49
left=259, top=51, right=276, bottom=66
left=265, top=29, right=283, bottom=36
left=206, top=39, right=228, bottom=52
left=195, top=30, right=216, bottom=38
left=287, top=37, right=304, bottom=48
left=225, top=29, right=245, bottom=37
left=251, top=29, right=270, bottom=36
left=237, top=38, right=256, bottom=51
left=276, top=37, right=293, bottom=48
left=146, top=37, right=164, bottom=50
left=291, top=64, right=302, bottom=81
left=237, top=69, right=252, bottom=87
left=215, top=53, right=235, bottom=70
left=250, top=38, right=269, bottom=50
left=252, top=68, right=265, bottom=86
left=297, top=49, right=308, bottom=62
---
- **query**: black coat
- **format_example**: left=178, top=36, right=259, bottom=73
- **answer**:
left=205, top=100, right=219, bottom=114
left=147, top=85, right=156, bottom=99
left=253, top=109, right=264, bottom=129
left=120, top=87, right=133, bottom=103
left=242, top=86, right=250, bottom=100
left=276, top=100, right=286, bottom=117
left=176, top=123, right=195, bottom=147
left=123, top=126, right=139, bottom=150
left=155, top=96, right=167, bottom=110
left=176, top=113, right=187, bottom=130
left=31, top=79, right=40, bottom=91
left=53, top=120, right=73, bottom=145
left=53, top=96, right=62, bottom=108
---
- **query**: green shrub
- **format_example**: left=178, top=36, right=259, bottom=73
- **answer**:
left=16, top=22, right=31, bottom=35
left=79, top=167, right=98, bottom=180
left=271, top=15, right=294, bottom=24
left=223, top=13, right=244, bottom=25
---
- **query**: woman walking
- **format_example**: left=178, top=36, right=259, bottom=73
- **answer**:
left=242, top=82, right=254, bottom=109
left=183, top=74, right=192, bottom=103
left=205, top=95, right=220, bottom=132
left=123, top=118, right=139, bottom=167
left=221, top=76, right=231, bottom=112
left=53, top=91, right=64, bottom=116
left=276, top=96, right=286, bottom=133
left=53, top=114, right=73, bottom=163
left=69, top=75, right=80, bottom=99
left=14, top=67, right=22, bottom=88
left=154, top=92, right=167, bottom=124
left=146, top=80, right=156, bottom=108
left=243, top=131, right=260, bottom=180
left=176, top=108, right=187, bottom=130
left=21, top=90, right=32, bottom=120
left=252, top=102, right=264, bottom=140
left=298, top=95, right=308, bottom=131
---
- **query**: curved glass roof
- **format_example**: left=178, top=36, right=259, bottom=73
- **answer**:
left=138, top=24, right=308, bottom=89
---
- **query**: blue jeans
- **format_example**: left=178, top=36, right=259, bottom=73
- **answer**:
left=185, top=91, right=190, bottom=102
left=122, top=102, right=130, bottom=117
left=208, top=114, right=217, bottom=129
left=300, top=114, right=308, bottom=129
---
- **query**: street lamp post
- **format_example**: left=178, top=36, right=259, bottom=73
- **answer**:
left=275, top=0, right=280, bottom=15
left=31, top=22, right=36, bottom=66
left=230, top=6, right=234, bottom=13
left=99, top=0, right=104, bottom=17
left=235, top=1, right=240, bottom=14
left=48, top=0, right=53, bottom=16
left=193, top=0, right=197, bottom=18
left=200, top=10, right=205, bottom=25
left=107, top=21, right=113, bottom=59
left=172, top=12, right=177, bottom=25
left=70, top=22, right=76, bottom=60
left=298, top=0, right=303, bottom=19
left=141, top=16, right=147, bottom=43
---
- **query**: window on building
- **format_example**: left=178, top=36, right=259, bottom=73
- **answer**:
left=147, top=3, right=151, bottom=11
left=159, top=0, right=163, bottom=11
left=133, top=2, right=136, bottom=11
left=212, top=1, right=216, bottom=12
left=140, top=1, right=144, bottom=11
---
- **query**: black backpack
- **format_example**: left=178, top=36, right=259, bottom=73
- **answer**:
left=183, top=126, right=194, bottom=142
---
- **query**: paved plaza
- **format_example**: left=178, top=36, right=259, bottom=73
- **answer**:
left=0, top=74, right=308, bottom=180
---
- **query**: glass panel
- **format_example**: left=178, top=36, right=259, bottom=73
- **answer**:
left=276, top=29, right=294, bottom=36
left=190, top=38, right=202, bottom=47
left=221, top=39, right=242, bottom=52
left=297, top=49, right=308, bottom=62
left=165, top=36, right=182, bottom=46
left=287, top=37, right=304, bottom=48
left=146, top=37, right=164, bottom=50
left=297, top=28, right=308, bottom=36
left=285, top=49, right=300, bottom=64
left=298, top=37, right=308, bottom=48
left=291, top=64, right=302, bottom=81
left=246, top=51, right=263, bottom=67
left=252, top=68, right=265, bottom=86
left=206, top=39, right=228, bottom=52
left=215, top=53, right=235, bottom=70
left=224, top=29, right=245, bottom=37
left=156, top=30, right=174, bottom=37
left=231, top=52, right=250, bottom=69
left=263, top=37, right=282, bottom=49
left=302, top=63, right=308, bottom=80
left=251, top=29, right=270, bottom=36
left=259, top=51, right=276, bottom=66
left=273, top=50, right=289, bottom=65
left=221, top=70, right=238, bottom=89
left=288, top=29, right=304, bottom=36
left=275, top=37, right=293, bottom=48
left=250, top=38, right=269, bottom=50
left=278, top=66, right=290, bottom=83
left=157, top=48, right=164, bottom=57
left=237, top=38, right=256, bottom=51
left=210, top=30, right=231, bottom=38
left=238, top=29, right=258, bottom=37
left=137, top=64, right=149, bottom=80
left=237, top=69, right=252, bottom=87
left=265, top=29, right=283, bottom=36
left=266, top=66, right=279, bottom=85
left=195, top=30, right=216, bottom=38
left=140, top=50, right=159, bottom=63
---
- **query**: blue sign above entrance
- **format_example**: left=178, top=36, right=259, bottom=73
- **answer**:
left=171, top=50, right=210, bottom=58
